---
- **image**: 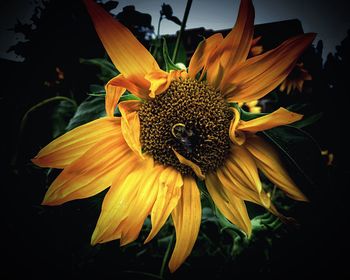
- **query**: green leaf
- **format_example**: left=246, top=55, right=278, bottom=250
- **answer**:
left=291, top=112, right=323, bottom=129
left=66, top=96, right=106, bottom=131
left=162, top=37, right=182, bottom=72
left=119, top=93, right=142, bottom=102
left=80, top=57, right=119, bottom=82
left=229, top=103, right=266, bottom=121
left=51, top=100, right=76, bottom=138
left=261, top=125, right=325, bottom=193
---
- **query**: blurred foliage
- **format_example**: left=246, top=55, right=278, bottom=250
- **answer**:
left=2, top=0, right=350, bottom=278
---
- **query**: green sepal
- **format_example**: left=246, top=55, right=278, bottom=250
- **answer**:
left=162, top=37, right=183, bottom=72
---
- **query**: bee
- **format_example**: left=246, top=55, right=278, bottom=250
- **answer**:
left=171, top=123, right=195, bottom=153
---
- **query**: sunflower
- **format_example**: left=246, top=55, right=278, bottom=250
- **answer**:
left=279, top=62, right=312, bottom=94
left=32, top=0, right=315, bottom=272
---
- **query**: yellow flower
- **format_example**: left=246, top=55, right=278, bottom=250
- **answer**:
left=279, top=62, right=312, bottom=94
left=238, top=100, right=262, bottom=113
left=32, top=0, right=315, bottom=272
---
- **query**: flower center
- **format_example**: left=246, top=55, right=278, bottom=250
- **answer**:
left=139, top=78, right=233, bottom=176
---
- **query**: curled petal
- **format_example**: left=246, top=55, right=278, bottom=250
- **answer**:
left=229, top=107, right=246, bottom=145
left=105, top=74, right=150, bottom=116
left=172, top=149, right=205, bottom=180
left=238, top=107, right=303, bottom=133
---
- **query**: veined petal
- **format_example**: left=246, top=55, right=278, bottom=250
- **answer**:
left=83, top=0, right=159, bottom=77
left=145, top=167, right=183, bottom=243
left=238, top=107, right=303, bottom=133
left=245, top=135, right=307, bottom=201
left=119, top=164, right=164, bottom=246
left=219, top=0, right=254, bottom=70
left=42, top=134, right=139, bottom=206
left=169, top=176, right=201, bottom=273
left=173, top=149, right=205, bottom=180
left=206, top=172, right=251, bottom=236
left=91, top=156, right=154, bottom=245
left=32, top=117, right=121, bottom=169
left=188, top=33, right=223, bottom=78
left=105, top=74, right=149, bottom=116
left=217, top=145, right=271, bottom=209
left=222, top=33, right=316, bottom=102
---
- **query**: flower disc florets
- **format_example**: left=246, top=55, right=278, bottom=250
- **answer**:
left=139, top=78, right=233, bottom=175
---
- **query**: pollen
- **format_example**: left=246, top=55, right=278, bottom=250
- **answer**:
left=139, top=78, right=233, bottom=176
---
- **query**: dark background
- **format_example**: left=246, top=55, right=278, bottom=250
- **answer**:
left=1, top=0, right=350, bottom=278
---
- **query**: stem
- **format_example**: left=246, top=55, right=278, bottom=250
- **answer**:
left=159, top=231, right=175, bottom=278
left=11, top=96, right=77, bottom=167
left=172, top=0, right=193, bottom=62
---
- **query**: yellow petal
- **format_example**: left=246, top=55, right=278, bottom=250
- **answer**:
left=105, top=74, right=149, bottom=116
left=83, top=0, right=159, bottom=77
left=42, top=134, right=139, bottom=206
left=145, top=167, right=183, bottom=243
left=222, top=33, right=316, bottom=102
left=206, top=172, right=251, bottom=236
left=188, top=33, right=223, bottom=78
left=217, top=146, right=271, bottom=209
left=229, top=107, right=246, bottom=145
left=238, top=107, right=303, bottom=133
left=169, top=176, right=201, bottom=273
left=245, top=135, right=307, bottom=201
left=172, top=149, right=205, bottom=180
left=219, top=0, right=254, bottom=70
left=119, top=164, right=164, bottom=246
left=91, top=156, right=154, bottom=245
left=118, top=102, right=143, bottom=159
left=32, top=117, right=121, bottom=168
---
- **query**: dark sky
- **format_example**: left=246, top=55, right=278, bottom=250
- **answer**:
left=1, top=0, right=349, bottom=60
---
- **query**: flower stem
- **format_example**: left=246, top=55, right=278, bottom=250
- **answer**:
left=11, top=96, right=77, bottom=167
left=159, top=231, right=175, bottom=278
left=172, top=0, right=193, bottom=62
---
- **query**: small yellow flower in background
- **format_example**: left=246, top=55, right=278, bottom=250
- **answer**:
left=279, top=62, right=312, bottom=94
left=32, top=0, right=315, bottom=272
left=238, top=100, right=262, bottom=113
left=321, top=150, right=334, bottom=166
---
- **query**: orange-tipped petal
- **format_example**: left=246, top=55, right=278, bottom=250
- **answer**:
left=83, top=0, right=159, bottom=77
left=145, top=167, right=183, bottom=243
left=222, top=33, right=316, bottom=102
left=206, top=172, right=252, bottom=236
left=237, top=107, right=303, bottom=133
left=32, top=117, right=121, bottom=168
left=42, top=134, right=138, bottom=206
left=169, top=176, right=201, bottom=273
left=105, top=74, right=150, bottom=116
left=245, top=135, right=308, bottom=201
